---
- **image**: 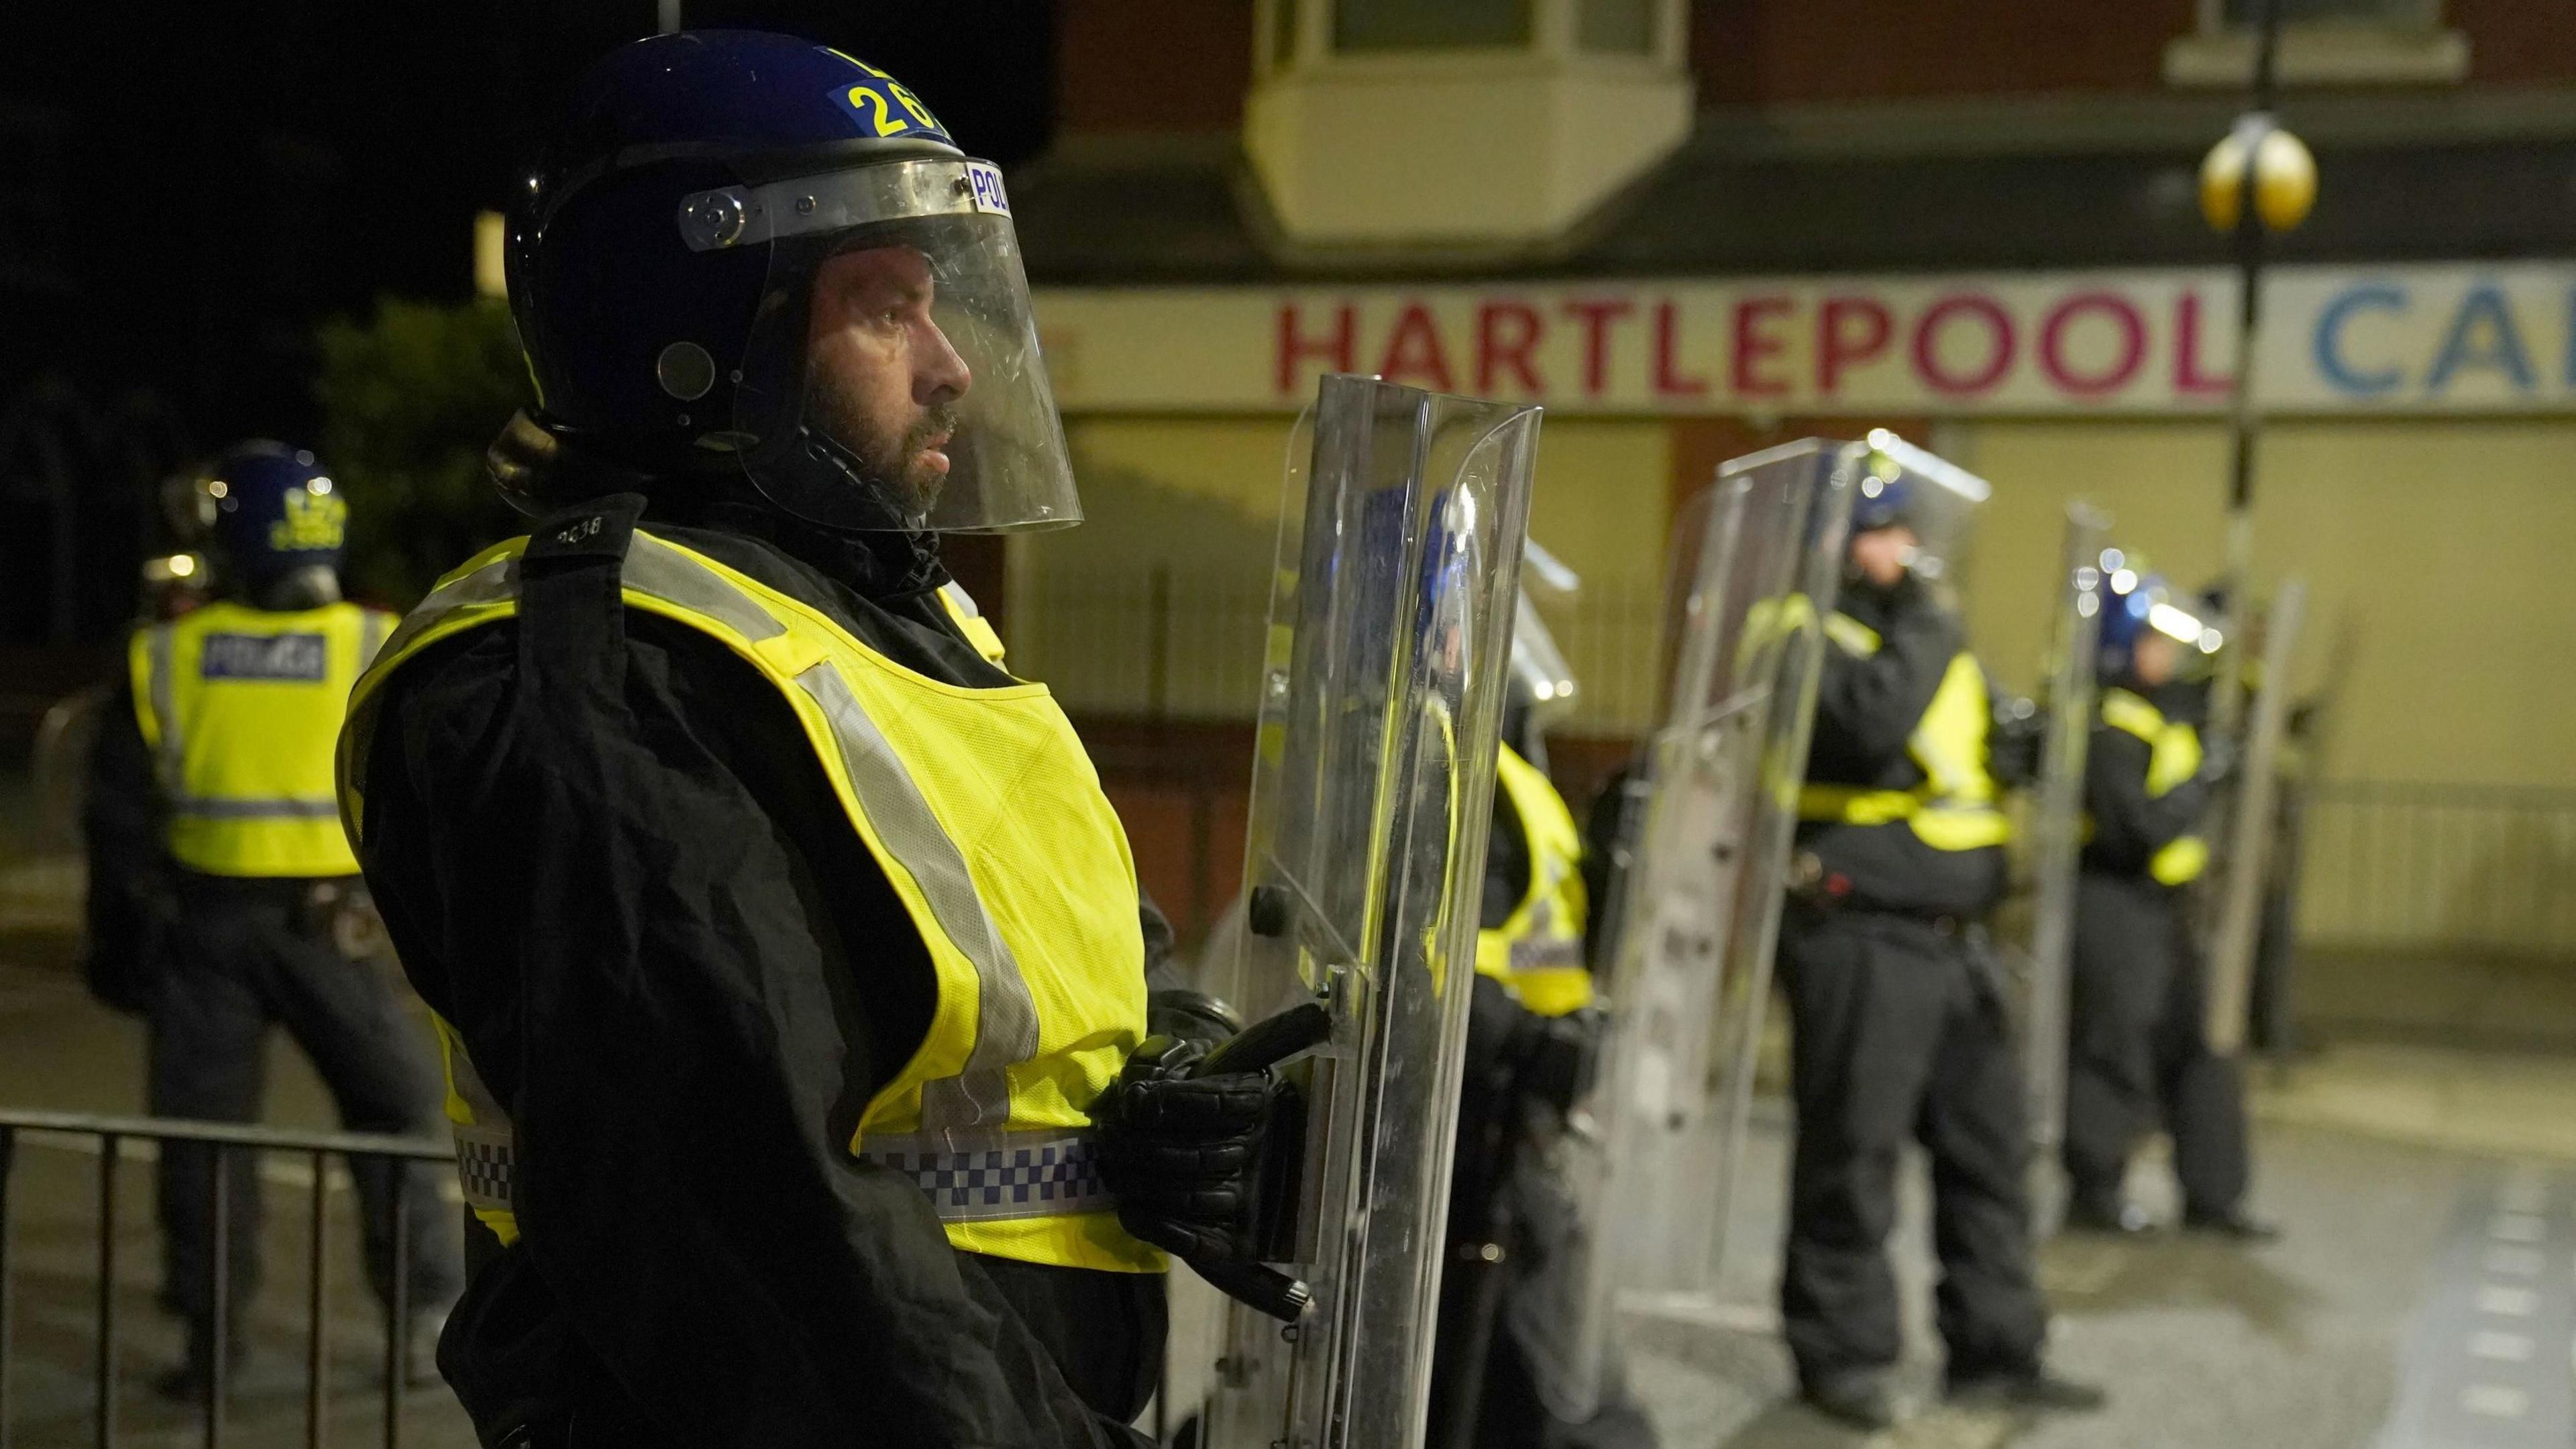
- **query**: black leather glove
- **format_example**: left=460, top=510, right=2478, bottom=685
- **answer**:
left=1091, top=1034, right=1286, bottom=1265
left=1988, top=696, right=2046, bottom=789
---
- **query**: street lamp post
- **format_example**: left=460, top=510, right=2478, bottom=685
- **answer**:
left=2198, top=0, right=2314, bottom=731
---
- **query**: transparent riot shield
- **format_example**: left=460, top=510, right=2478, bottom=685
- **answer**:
left=2204, top=580, right=2308, bottom=1055
left=2015, top=504, right=2110, bottom=1238
left=1858, top=429, right=1990, bottom=607
left=1195, top=374, right=1540, bottom=1449
left=1512, top=439, right=1858, bottom=1421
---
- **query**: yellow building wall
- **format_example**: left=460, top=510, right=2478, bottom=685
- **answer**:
left=1957, top=418, right=2576, bottom=791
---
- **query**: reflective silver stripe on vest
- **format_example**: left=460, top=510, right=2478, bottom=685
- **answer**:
left=168, top=795, right=343, bottom=820
left=623, top=535, right=1044, bottom=1142
left=375, top=554, right=517, bottom=666
left=857, top=1131, right=1110, bottom=1224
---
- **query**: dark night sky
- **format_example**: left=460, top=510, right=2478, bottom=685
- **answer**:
left=1, top=1, right=1057, bottom=449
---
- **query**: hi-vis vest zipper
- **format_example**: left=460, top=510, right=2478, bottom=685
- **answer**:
left=336, top=529, right=1161, bottom=1275
left=2095, top=687, right=2210, bottom=886
left=1476, top=744, right=1592, bottom=1018
left=132, top=600, right=392, bottom=877
left=1796, top=610, right=2011, bottom=852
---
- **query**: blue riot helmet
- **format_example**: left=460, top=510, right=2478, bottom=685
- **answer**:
left=190, top=441, right=347, bottom=608
left=504, top=31, right=1079, bottom=534
left=1849, top=472, right=1913, bottom=535
left=1848, top=431, right=1987, bottom=592
left=2096, top=554, right=2220, bottom=684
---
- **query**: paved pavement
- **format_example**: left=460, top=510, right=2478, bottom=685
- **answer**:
left=1617, top=1101, right=2568, bottom=1449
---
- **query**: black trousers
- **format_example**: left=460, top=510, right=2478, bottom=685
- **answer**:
left=150, top=875, right=463, bottom=1350
left=1776, top=909, right=2046, bottom=1388
left=2062, top=873, right=2250, bottom=1218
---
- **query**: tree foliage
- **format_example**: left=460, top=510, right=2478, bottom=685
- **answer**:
left=313, top=299, right=531, bottom=608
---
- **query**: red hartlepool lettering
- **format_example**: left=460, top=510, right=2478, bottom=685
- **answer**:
left=1275, top=303, right=1354, bottom=394
left=1563, top=299, right=1634, bottom=397
left=1477, top=301, right=1545, bottom=394
left=1377, top=303, right=1456, bottom=392
left=1913, top=294, right=2016, bottom=396
left=1818, top=297, right=1893, bottom=396
left=2039, top=292, right=2148, bottom=396
left=1730, top=297, right=1793, bottom=399
left=2174, top=290, right=2235, bottom=396
left=1654, top=301, right=1711, bottom=398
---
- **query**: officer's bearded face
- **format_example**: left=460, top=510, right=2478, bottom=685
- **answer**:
left=1848, top=524, right=1917, bottom=589
left=804, top=246, right=971, bottom=517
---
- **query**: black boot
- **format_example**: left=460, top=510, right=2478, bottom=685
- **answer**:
left=1947, top=1367, right=2108, bottom=1413
left=1804, top=1368, right=1907, bottom=1430
left=2183, top=1207, right=2279, bottom=1241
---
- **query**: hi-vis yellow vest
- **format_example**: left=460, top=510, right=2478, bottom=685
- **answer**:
left=1476, top=744, right=1592, bottom=1018
left=2097, top=687, right=2210, bottom=886
left=131, top=600, right=390, bottom=877
left=337, top=528, right=1161, bottom=1274
left=1796, top=610, right=2011, bottom=852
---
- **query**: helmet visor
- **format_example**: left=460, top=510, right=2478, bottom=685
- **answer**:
left=688, top=158, right=1079, bottom=533
left=1858, top=430, right=1988, bottom=590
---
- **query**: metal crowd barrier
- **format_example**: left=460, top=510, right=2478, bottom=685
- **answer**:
left=0, top=1108, right=454, bottom=1449
left=2298, top=780, right=2576, bottom=957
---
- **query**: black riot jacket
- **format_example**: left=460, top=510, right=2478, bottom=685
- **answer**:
left=353, top=492, right=1162, bottom=1449
left=2081, top=680, right=2214, bottom=881
left=1796, top=573, right=2007, bottom=919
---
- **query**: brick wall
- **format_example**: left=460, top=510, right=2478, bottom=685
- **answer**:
left=1057, top=0, right=1255, bottom=134
left=1690, top=0, right=2194, bottom=105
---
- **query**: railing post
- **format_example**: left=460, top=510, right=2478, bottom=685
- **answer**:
left=0, top=1123, right=15, bottom=1449
left=307, top=1150, right=330, bottom=1449
left=94, top=1133, right=119, bottom=1449
left=206, top=1146, right=229, bottom=1449
left=382, top=1162, right=408, bottom=1449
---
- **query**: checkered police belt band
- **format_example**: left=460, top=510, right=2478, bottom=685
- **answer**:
left=859, top=1132, right=1116, bottom=1224
left=451, top=1132, right=514, bottom=1215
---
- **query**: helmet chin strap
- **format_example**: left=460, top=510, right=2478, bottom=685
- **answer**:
left=787, top=424, right=934, bottom=535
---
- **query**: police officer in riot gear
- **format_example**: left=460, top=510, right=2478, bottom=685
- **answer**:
left=1430, top=575, right=1656, bottom=1449
left=1776, top=467, right=2102, bottom=1430
left=2062, top=569, right=2272, bottom=1239
left=337, top=34, right=1279, bottom=1448
left=85, top=441, right=462, bottom=1397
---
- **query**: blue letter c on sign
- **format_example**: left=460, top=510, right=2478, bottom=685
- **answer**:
left=2314, top=282, right=2408, bottom=397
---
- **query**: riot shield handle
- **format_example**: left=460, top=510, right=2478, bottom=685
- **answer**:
left=1193, top=1000, right=1332, bottom=1077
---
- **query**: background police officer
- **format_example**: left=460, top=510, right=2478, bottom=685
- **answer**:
left=1431, top=580, right=1656, bottom=1449
left=337, top=34, right=1278, bottom=1448
left=1774, top=467, right=2101, bottom=1430
left=2063, top=570, right=2273, bottom=1238
left=87, top=441, right=460, bottom=1397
